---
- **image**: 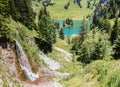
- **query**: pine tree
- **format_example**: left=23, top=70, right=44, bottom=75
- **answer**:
left=38, top=7, right=56, bottom=44
left=110, top=18, right=120, bottom=59
left=9, top=0, right=36, bottom=29
left=0, top=0, right=9, bottom=17
left=59, top=28, right=65, bottom=40
left=80, top=17, right=88, bottom=43
left=114, top=34, right=120, bottom=59
left=71, top=18, right=88, bottom=53
left=110, top=18, right=120, bottom=45
left=0, top=15, right=12, bottom=40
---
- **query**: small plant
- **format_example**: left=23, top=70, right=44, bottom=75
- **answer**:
left=103, top=70, right=120, bottom=87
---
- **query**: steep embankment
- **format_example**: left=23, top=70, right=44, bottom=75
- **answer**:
left=0, top=14, right=72, bottom=86
left=62, top=60, right=120, bottom=87
left=0, top=44, right=22, bottom=86
left=35, top=48, right=71, bottom=87
left=0, top=40, right=71, bottom=87
left=24, top=52, right=70, bottom=87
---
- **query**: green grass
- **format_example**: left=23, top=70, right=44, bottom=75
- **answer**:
left=47, top=47, right=68, bottom=63
left=55, top=38, right=71, bottom=51
left=33, top=0, right=100, bottom=20
left=47, top=0, right=98, bottom=20
left=8, top=17, right=43, bottom=67
left=61, top=60, right=120, bottom=87
left=47, top=38, right=71, bottom=63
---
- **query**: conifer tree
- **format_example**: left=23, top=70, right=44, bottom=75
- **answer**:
left=0, top=0, right=12, bottom=39
left=110, top=18, right=120, bottom=59
left=80, top=17, right=88, bottom=44
left=110, top=18, right=120, bottom=45
left=38, top=7, right=56, bottom=44
left=0, top=0, right=9, bottom=17
left=0, top=15, right=12, bottom=40
left=9, top=0, right=36, bottom=29
left=59, top=28, right=65, bottom=40
left=114, top=34, right=120, bottom=59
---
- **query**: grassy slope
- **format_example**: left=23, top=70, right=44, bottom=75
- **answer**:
left=62, top=60, right=120, bottom=87
left=55, top=38, right=71, bottom=50
left=47, top=38, right=72, bottom=64
left=33, top=1, right=120, bottom=87
left=3, top=1, right=119, bottom=87
left=36, top=1, right=120, bottom=87
left=47, top=0, right=98, bottom=20
left=8, top=17, right=43, bottom=69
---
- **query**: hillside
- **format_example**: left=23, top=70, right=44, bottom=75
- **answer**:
left=47, top=0, right=95, bottom=20
left=0, top=0, right=120, bottom=87
left=34, top=0, right=99, bottom=20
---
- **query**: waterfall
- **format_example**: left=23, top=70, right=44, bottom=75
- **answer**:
left=15, top=40, right=39, bottom=81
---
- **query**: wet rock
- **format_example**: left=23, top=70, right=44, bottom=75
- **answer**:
left=0, top=79, right=3, bottom=86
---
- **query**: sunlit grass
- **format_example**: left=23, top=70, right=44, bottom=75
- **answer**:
left=47, top=0, right=96, bottom=20
left=61, top=60, right=120, bottom=87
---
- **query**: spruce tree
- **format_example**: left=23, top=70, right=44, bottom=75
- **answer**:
left=114, top=34, right=120, bottom=59
left=59, top=28, right=65, bottom=40
left=71, top=18, right=88, bottom=53
left=9, top=0, right=36, bottom=29
left=38, top=7, right=56, bottom=44
left=0, top=0, right=9, bottom=17
left=0, top=15, right=12, bottom=40
left=110, top=18, right=120, bottom=45
left=80, top=17, right=88, bottom=44
left=111, top=18, right=120, bottom=59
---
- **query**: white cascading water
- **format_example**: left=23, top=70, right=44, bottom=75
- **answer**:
left=15, top=40, right=39, bottom=81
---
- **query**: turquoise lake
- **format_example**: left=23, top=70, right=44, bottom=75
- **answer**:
left=55, top=20, right=92, bottom=37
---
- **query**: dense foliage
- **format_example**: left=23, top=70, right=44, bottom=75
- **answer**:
left=94, top=0, right=120, bottom=19
left=0, top=0, right=13, bottom=40
left=71, top=0, right=120, bottom=64
left=59, top=28, right=65, bottom=40
left=36, top=7, right=56, bottom=53
left=0, top=0, right=120, bottom=86
left=9, top=0, right=36, bottom=29
left=0, top=15, right=12, bottom=39
left=77, top=29, right=112, bottom=64
left=0, top=0, right=9, bottom=17
left=38, top=7, right=56, bottom=44
left=110, top=18, right=120, bottom=59
left=72, top=18, right=88, bottom=52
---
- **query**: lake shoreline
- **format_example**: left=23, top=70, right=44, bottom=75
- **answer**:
left=56, top=20, right=92, bottom=37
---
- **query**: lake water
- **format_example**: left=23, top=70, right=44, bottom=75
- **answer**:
left=55, top=20, right=92, bottom=37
